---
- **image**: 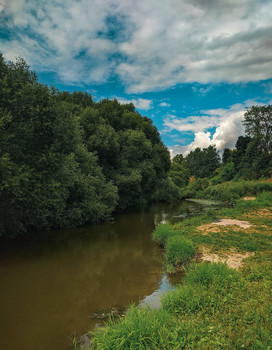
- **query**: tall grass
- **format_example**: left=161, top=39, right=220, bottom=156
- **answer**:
left=89, top=306, right=173, bottom=350
left=165, top=235, right=195, bottom=265
left=152, top=223, right=177, bottom=246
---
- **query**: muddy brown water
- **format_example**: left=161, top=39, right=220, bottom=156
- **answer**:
left=0, top=200, right=212, bottom=350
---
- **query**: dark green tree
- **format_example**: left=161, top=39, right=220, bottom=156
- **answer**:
left=186, top=145, right=220, bottom=178
left=222, top=148, right=232, bottom=164
left=243, top=105, right=272, bottom=154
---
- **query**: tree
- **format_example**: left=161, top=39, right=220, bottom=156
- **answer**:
left=168, top=162, right=190, bottom=188
left=222, top=148, right=232, bottom=164
left=186, top=145, right=220, bottom=178
left=172, top=154, right=184, bottom=164
left=243, top=105, right=272, bottom=154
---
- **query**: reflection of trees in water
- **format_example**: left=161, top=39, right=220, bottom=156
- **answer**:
left=151, top=200, right=204, bottom=226
left=0, top=200, right=208, bottom=350
left=0, top=210, right=162, bottom=350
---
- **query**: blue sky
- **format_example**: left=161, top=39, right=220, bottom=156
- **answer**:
left=1, top=0, right=271, bottom=156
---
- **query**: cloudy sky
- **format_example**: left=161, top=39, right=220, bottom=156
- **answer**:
left=1, top=0, right=271, bottom=155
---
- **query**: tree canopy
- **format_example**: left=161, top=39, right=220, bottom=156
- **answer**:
left=0, top=54, right=170, bottom=237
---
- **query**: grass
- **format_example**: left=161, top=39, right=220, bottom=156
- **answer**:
left=152, top=223, right=177, bottom=246
left=78, top=191, right=272, bottom=350
left=165, top=235, right=195, bottom=265
left=86, top=257, right=272, bottom=349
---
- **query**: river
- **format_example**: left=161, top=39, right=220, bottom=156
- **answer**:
left=0, top=200, right=212, bottom=350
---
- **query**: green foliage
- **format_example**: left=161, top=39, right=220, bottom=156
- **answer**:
left=222, top=148, right=232, bottom=164
left=202, top=180, right=272, bottom=202
left=165, top=235, right=195, bottom=265
left=186, top=145, right=220, bottom=178
left=211, top=161, right=236, bottom=183
left=187, top=177, right=209, bottom=198
left=0, top=54, right=170, bottom=237
left=152, top=224, right=177, bottom=246
left=168, top=162, right=190, bottom=188
left=171, top=106, right=272, bottom=191
left=172, top=154, right=184, bottom=164
left=243, top=105, right=272, bottom=154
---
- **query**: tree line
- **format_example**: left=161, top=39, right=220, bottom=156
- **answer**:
left=168, top=105, right=271, bottom=197
left=0, top=55, right=171, bottom=237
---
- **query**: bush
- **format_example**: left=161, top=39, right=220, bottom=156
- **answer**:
left=165, top=235, right=195, bottom=265
left=152, top=224, right=177, bottom=246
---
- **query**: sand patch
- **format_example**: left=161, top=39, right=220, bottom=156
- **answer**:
left=201, top=247, right=254, bottom=269
left=242, top=196, right=256, bottom=201
left=213, top=219, right=252, bottom=228
left=197, top=219, right=252, bottom=235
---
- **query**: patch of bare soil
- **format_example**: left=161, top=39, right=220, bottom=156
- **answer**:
left=200, top=247, right=254, bottom=269
left=213, top=219, right=252, bottom=228
left=197, top=219, right=252, bottom=235
left=245, top=209, right=272, bottom=218
left=242, top=196, right=256, bottom=200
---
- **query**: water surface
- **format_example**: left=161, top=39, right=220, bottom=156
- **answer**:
left=0, top=200, right=210, bottom=350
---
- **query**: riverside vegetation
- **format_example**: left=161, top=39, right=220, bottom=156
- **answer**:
left=79, top=192, right=272, bottom=349
left=74, top=98, right=271, bottom=347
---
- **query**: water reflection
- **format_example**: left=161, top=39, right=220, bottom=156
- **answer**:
left=0, top=200, right=215, bottom=350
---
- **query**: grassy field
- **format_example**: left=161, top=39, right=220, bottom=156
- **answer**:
left=78, top=192, right=272, bottom=349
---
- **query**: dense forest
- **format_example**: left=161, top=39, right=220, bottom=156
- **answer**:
left=0, top=54, right=271, bottom=238
left=0, top=55, right=170, bottom=237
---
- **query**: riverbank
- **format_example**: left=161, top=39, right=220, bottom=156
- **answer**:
left=79, top=192, right=272, bottom=349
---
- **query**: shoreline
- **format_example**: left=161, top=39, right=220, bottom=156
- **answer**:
left=78, top=192, right=272, bottom=349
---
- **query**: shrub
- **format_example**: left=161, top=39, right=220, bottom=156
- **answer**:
left=165, top=235, right=195, bottom=265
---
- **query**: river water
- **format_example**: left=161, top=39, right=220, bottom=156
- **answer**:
left=0, top=200, right=210, bottom=350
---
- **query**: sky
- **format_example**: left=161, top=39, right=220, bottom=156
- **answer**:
left=1, top=0, right=272, bottom=156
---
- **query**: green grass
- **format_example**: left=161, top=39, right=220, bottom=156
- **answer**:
left=78, top=191, right=272, bottom=350
left=88, top=306, right=174, bottom=350
left=165, top=235, right=195, bottom=265
left=86, top=258, right=272, bottom=349
left=152, top=223, right=177, bottom=246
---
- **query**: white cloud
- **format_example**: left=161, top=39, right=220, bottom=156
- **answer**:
left=117, top=97, right=153, bottom=110
left=166, top=102, right=254, bottom=156
left=159, top=102, right=171, bottom=107
left=1, top=0, right=272, bottom=91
